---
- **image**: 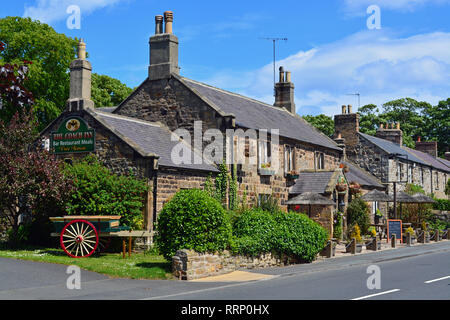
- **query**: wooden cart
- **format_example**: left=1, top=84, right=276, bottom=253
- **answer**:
left=50, top=216, right=152, bottom=258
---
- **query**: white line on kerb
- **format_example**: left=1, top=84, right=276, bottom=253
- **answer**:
left=424, top=276, right=450, bottom=284
left=351, top=289, right=401, bottom=300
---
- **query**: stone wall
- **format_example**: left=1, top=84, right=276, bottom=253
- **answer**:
left=172, top=249, right=299, bottom=280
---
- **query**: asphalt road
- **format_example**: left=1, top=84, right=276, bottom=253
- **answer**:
left=0, top=241, right=449, bottom=300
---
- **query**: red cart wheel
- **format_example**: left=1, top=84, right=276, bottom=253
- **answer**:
left=60, top=219, right=99, bottom=258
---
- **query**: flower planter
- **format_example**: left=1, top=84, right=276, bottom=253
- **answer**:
left=259, top=168, right=276, bottom=176
left=286, top=173, right=299, bottom=180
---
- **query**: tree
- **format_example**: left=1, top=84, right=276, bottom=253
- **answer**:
left=0, top=112, right=73, bottom=246
left=0, top=17, right=78, bottom=130
left=0, top=17, right=134, bottom=129
left=0, top=42, right=72, bottom=246
left=91, top=73, right=133, bottom=107
left=422, top=99, right=450, bottom=157
left=382, top=98, right=429, bottom=148
left=303, top=114, right=334, bottom=137
left=358, top=98, right=429, bottom=148
left=358, top=104, right=386, bottom=136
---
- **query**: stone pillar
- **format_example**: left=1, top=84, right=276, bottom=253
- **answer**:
left=406, top=232, right=412, bottom=246
left=435, top=229, right=440, bottom=242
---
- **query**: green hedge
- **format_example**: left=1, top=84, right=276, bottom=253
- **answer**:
left=231, top=209, right=328, bottom=262
left=63, top=155, right=148, bottom=230
left=155, top=189, right=232, bottom=260
left=433, top=199, right=450, bottom=211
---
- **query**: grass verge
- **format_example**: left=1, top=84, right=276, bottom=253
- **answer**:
left=0, top=244, right=173, bottom=280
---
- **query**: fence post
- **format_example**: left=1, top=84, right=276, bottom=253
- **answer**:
left=391, top=234, right=396, bottom=248
left=446, top=229, right=450, bottom=240
left=435, top=229, right=440, bottom=242
left=351, top=237, right=357, bottom=254
left=407, top=232, right=412, bottom=246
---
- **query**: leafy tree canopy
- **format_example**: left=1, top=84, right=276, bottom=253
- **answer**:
left=303, top=114, right=334, bottom=137
left=358, top=98, right=449, bottom=156
left=0, top=17, right=133, bottom=130
left=91, top=73, right=133, bottom=108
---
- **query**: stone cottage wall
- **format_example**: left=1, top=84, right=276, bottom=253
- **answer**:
left=172, top=249, right=300, bottom=280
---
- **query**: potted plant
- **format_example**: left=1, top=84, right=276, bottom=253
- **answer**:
left=259, top=163, right=276, bottom=176
left=404, top=227, right=416, bottom=244
left=346, top=224, right=363, bottom=253
left=365, top=226, right=381, bottom=250
left=349, top=181, right=361, bottom=195
left=285, top=170, right=299, bottom=180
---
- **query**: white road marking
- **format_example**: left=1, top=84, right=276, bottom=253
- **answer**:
left=424, top=276, right=450, bottom=284
left=351, top=289, right=401, bottom=300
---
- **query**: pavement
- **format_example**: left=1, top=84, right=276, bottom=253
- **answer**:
left=0, top=240, right=449, bottom=300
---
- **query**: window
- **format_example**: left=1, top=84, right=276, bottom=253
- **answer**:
left=315, top=152, right=325, bottom=170
left=258, top=139, right=271, bottom=168
left=284, top=146, right=295, bottom=173
left=435, top=172, right=439, bottom=190
left=407, top=165, right=412, bottom=183
left=397, top=163, right=404, bottom=182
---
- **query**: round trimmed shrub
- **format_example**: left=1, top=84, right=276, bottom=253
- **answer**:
left=155, top=189, right=232, bottom=260
left=272, top=212, right=328, bottom=262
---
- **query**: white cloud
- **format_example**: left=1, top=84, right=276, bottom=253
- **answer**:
left=197, top=29, right=450, bottom=117
left=23, top=0, right=124, bottom=23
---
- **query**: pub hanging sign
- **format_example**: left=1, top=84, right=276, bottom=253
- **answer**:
left=50, top=117, right=95, bottom=154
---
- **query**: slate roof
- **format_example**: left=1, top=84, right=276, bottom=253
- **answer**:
left=179, top=76, right=341, bottom=151
left=343, top=161, right=385, bottom=189
left=93, top=110, right=218, bottom=172
left=289, top=171, right=336, bottom=195
left=96, top=106, right=117, bottom=113
left=405, top=147, right=450, bottom=173
left=436, top=157, right=450, bottom=169
left=358, top=132, right=428, bottom=166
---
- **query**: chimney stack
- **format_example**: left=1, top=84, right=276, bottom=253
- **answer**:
left=445, top=152, right=450, bottom=161
left=274, top=66, right=296, bottom=114
left=65, top=39, right=94, bottom=112
left=415, top=137, right=438, bottom=158
left=375, top=122, right=403, bottom=146
left=333, top=102, right=360, bottom=148
left=149, top=11, right=180, bottom=80
left=334, top=133, right=347, bottom=161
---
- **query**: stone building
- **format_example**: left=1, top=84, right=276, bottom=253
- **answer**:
left=41, top=11, right=384, bottom=237
left=333, top=106, right=450, bottom=205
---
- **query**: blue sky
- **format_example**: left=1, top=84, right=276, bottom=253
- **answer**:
left=3, top=0, right=450, bottom=116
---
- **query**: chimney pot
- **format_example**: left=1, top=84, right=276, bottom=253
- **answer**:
left=342, top=105, right=347, bottom=114
left=396, top=122, right=400, bottom=130
left=77, top=39, right=86, bottom=60
left=285, top=71, right=291, bottom=83
left=380, top=123, right=384, bottom=130
left=164, top=11, right=174, bottom=34
left=279, top=67, right=285, bottom=83
left=347, top=105, right=353, bottom=113
left=155, top=15, right=163, bottom=34
left=418, top=136, right=421, bottom=142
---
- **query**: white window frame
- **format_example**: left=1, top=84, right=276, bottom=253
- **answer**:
left=284, top=145, right=295, bottom=173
